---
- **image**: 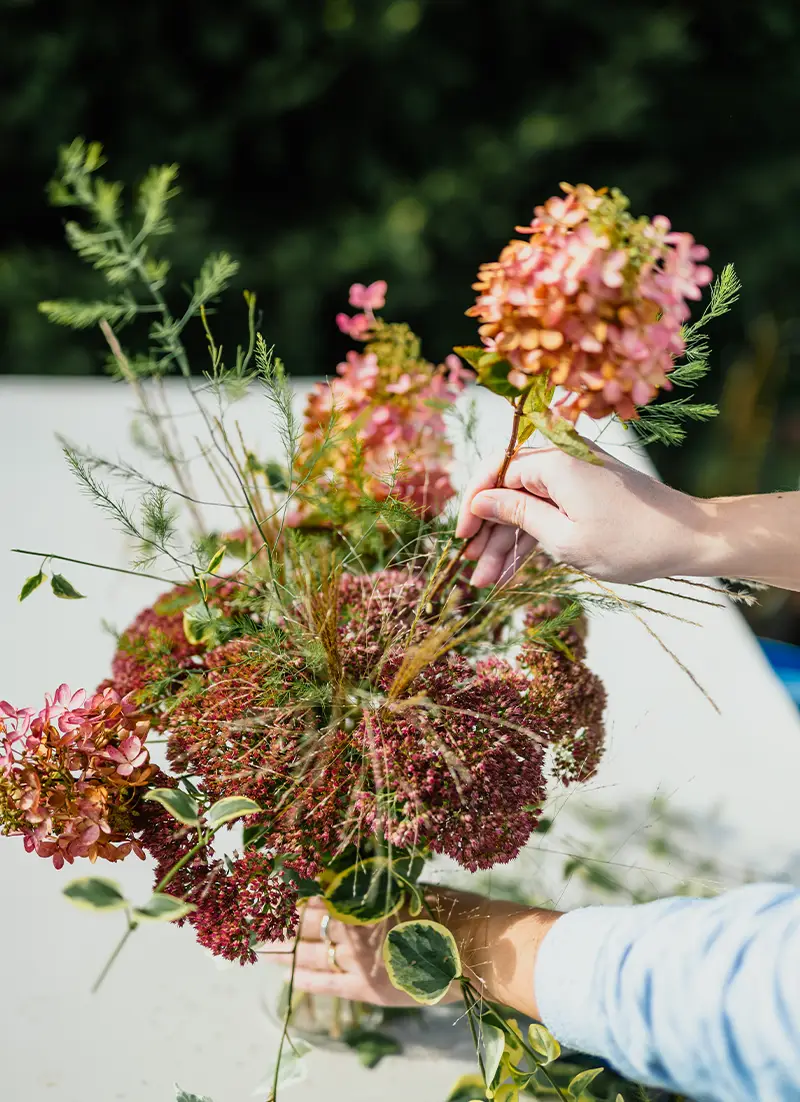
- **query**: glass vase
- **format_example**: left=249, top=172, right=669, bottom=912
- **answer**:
left=270, top=981, right=385, bottom=1047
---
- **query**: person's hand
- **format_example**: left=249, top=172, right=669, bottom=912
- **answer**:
left=258, top=895, right=464, bottom=1006
left=456, top=441, right=715, bottom=588
left=260, top=890, right=561, bottom=1021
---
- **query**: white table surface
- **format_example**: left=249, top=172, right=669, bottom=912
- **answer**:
left=1, top=378, right=798, bottom=1102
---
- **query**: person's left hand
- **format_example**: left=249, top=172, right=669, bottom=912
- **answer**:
left=258, top=896, right=463, bottom=1006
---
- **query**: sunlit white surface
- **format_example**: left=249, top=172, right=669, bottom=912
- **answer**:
left=1, top=378, right=798, bottom=1102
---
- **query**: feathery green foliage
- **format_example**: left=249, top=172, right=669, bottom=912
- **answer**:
left=634, top=264, right=740, bottom=446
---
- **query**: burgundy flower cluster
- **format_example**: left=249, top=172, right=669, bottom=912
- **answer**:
left=7, top=564, right=605, bottom=964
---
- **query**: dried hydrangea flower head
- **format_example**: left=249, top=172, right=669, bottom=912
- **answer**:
left=0, top=686, right=154, bottom=868
left=467, top=183, right=713, bottom=421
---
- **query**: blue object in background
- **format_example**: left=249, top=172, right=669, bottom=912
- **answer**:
left=759, top=637, right=800, bottom=706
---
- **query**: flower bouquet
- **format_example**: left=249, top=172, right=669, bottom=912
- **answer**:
left=2, top=141, right=738, bottom=1102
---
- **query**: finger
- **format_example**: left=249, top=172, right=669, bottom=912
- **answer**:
left=291, top=968, right=376, bottom=1002
left=471, top=525, right=529, bottom=589
left=470, top=488, right=571, bottom=547
left=455, top=452, right=507, bottom=539
left=258, top=939, right=355, bottom=972
left=499, top=533, right=538, bottom=585
left=462, top=520, right=494, bottom=561
left=297, top=902, right=349, bottom=944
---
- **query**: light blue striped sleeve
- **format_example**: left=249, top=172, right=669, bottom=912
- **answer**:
left=534, top=883, right=800, bottom=1102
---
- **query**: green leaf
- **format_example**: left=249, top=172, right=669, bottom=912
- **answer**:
left=133, top=892, right=195, bottom=924
left=257, top=1038, right=312, bottom=1093
left=526, top=412, right=601, bottom=464
left=382, top=919, right=461, bottom=1005
left=143, top=787, right=200, bottom=826
left=51, top=573, right=86, bottom=599
left=325, top=857, right=406, bottom=925
left=446, top=1073, right=488, bottom=1102
left=474, top=356, right=519, bottom=400
left=522, top=376, right=555, bottom=417
left=174, top=1085, right=214, bottom=1102
left=183, top=602, right=224, bottom=645
left=568, top=1067, right=604, bottom=1099
left=452, top=345, right=485, bottom=369
left=527, top=1023, right=561, bottom=1065
left=63, top=877, right=128, bottom=912
left=206, top=546, right=226, bottom=575
left=342, top=1027, right=402, bottom=1069
left=482, top=1023, right=506, bottom=1088
left=517, top=416, right=536, bottom=446
left=19, top=571, right=45, bottom=601
left=206, top=795, right=262, bottom=829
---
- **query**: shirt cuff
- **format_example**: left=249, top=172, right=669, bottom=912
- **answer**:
left=534, top=904, right=632, bottom=1056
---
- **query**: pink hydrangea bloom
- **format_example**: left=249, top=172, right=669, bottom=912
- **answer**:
left=348, top=280, right=387, bottom=311
left=0, top=686, right=154, bottom=867
left=298, top=283, right=469, bottom=520
left=467, top=183, right=713, bottom=421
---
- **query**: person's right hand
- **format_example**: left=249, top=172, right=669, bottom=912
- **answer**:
left=456, top=441, right=715, bottom=588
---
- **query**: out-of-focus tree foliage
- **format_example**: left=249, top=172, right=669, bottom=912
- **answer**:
left=1, top=0, right=799, bottom=494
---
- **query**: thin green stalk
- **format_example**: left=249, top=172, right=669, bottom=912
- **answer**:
left=91, top=919, right=137, bottom=994
left=11, top=548, right=176, bottom=586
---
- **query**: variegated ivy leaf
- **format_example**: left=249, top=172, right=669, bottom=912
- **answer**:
left=382, top=919, right=461, bottom=1005
left=133, top=892, right=195, bottom=923
left=18, top=571, right=46, bottom=601
left=63, top=877, right=128, bottom=912
left=567, top=1067, right=604, bottom=1098
left=206, top=795, right=262, bottom=829
left=174, top=1085, right=215, bottom=1102
left=51, top=573, right=86, bottom=599
left=144, top=787, right=200, bottom=826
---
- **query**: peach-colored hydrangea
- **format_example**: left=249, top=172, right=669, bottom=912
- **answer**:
left=467, top=183, right=713, bottom=421
left=0, top=685, right=154, bottom=868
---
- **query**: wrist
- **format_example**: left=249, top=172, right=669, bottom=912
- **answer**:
left=426, top=888, right=561, bottom=1018
left=659, top=494, right=730, bottom=579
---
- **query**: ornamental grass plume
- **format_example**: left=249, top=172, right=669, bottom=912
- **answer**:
left=467, top=183, right=713, bottom=421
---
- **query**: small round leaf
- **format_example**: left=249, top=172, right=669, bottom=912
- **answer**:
left=63, top=877, right=128, bottom=912
left=382, top=919, right=461, bottom=1005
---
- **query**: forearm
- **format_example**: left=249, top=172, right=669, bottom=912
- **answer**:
left=689, top=491, right=800, bottom=591
left=428, top=889, right=561, bottom=1018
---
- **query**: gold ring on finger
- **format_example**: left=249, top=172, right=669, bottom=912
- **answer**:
left=328, top=943, right=344, bottom=973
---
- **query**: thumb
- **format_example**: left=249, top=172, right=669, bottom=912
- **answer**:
left=470, top=488, right=569, bottom=545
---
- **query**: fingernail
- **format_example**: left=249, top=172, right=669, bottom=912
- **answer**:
left=471, top=491, right=501, bottom=520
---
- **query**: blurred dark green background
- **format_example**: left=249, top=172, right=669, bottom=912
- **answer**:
left=3, top=0, right=799, bottom=636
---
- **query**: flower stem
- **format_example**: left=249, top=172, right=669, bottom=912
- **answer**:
left=91, top=919, right=137, bottom=994
left=11, top=549, right=177, bottom=586
left=431, top=396, right=523, bottom=598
